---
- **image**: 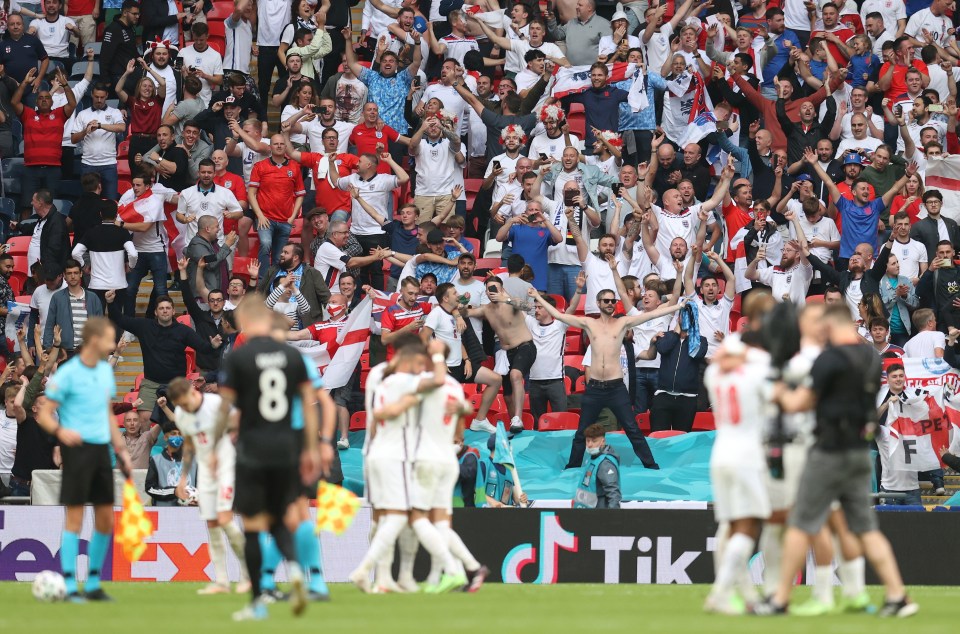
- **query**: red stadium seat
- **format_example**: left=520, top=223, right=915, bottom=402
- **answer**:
left=232, top=256, right=253, bottom=284
left=474, top=258, right=500, bottom=270
left=14, top=294, right=30, bottom=304
left=12, top=255, right=28, bottom=274
left=574, top=294, right=587, bottom=315
left=349, top=411, right=367, bottom=431
left=564, top=375, right=573, bottom=393
left=565, top=332, right=585, bottom=355
left=118, top=178, right=132, bottom=195
left=735, top=316, right=749, bottom=332
left=547, top=294, right=566, bottom=312
left=291, top=217, right=303, bottom=237
left=574, top=375, right=586, bottom=393
left=123, top=391, right=140, bottom=405
left=649, top=430, right=686, bottom=439
left=206, top=2, right=234, bottom=20
left=8, top=273, right=24, bottom=295
left=692, top=411, right=715, bottom=431
left=539, top=412, right=579, bottom=431
left=185, top=348, right=196, bottom=374
left=567, top=102, right=586, bottom=138
left=520, top=412, right=535, bottom=430
left=6, top=236, right=30, bottom=255
left=563, top=354, right=584, bottom=369
left=135, top=373, right=145, bottom=390
left=464, top=237, right=480, bottom=255
left=359, top=354, right=371, bottom=371
left=118, top=140, right=130, bottom=159
left=177, top=315, right=192, bottom=327
left=806, top=294, right=824, bottom=304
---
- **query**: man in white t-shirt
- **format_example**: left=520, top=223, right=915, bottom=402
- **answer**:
left=468, top=16, right=567, bottom=76
left=452, top=253, right=486, bottom=341
left=746, top=237, right=814, bottom=306
left=783, top=191, right=840, bottom=293
left=418, top=59, right=470, bottom=137
left=525, top=276, right=582, bottom=425
left=314, top=220, right=388, bottom=293
left=27, top=0, right=78, bottom=65
left=175, top=159, right=245, bottom=247
left=685, top=250, right=737, bottom=360
left=409, top=114, right=464, bottom=225
left=482, top=126, right=525, bottom=202
left=902, top=309, right=946, bottom=358
left=860, top=0, right=906, bottom=40
left=904, top=0, right=953, bottom=56
left=887, top=212, right=928, bottom=284
left=178, top=22, right=225, bottom=106
left=70, top=84, right=125, bottom=201
left=528, top=104, right=583, bottom=163
left=29, top=268, right=67, bottom=335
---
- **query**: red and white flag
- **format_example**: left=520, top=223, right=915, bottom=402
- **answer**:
left=292, top=297, right=373, bottom=390
left=923, top=155, right=960, bottom=223
left=885, top=388, right=947, bottom=471
left=550, top=62, right=636, bottom=100
left=117, top=188, right=165, bottom=224
left=666, top=70, right=717, bottom=147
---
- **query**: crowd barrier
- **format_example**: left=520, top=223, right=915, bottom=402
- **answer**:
left=1, top=507, right=955, bottom=585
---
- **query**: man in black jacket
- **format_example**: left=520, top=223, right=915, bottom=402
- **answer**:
left=34, top=189, right=70, bottom=273
left=140, top=0, right=189, bottom=50
left=100, top=0, right=141, bottom=93
left=257, top=242, right=331, bottom=326
left=69, top=173, right=116, bottom=248
left=805, top=241, right=884, bottom=312
left=777, top=92, right=837, bottom=165
left=175, top=257, right=226, bottom=375
left=910, top=190, right=960, bottom=263
left=915, top=241, right=960, bottom=331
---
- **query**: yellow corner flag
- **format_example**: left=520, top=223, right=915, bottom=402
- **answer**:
left=315, top=481, right=360, bottom=535
left=116, top=479, right=155, bottom=562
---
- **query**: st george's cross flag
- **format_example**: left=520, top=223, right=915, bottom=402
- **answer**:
left=550, top=62, right=636, bottom=100
left=884, top=387, right=947, bottom=471
left=924, top=155, right=960, bottom=223
left=291, top=297, right=373, bottom=390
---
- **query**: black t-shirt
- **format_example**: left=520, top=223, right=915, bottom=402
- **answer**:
left=12, top=416, right=56, bottom=480
left=221, top=336, right=310, bottom=466
left=157, top=146, right=191, bottom=192
left=810, top=343, right=881, bottom=451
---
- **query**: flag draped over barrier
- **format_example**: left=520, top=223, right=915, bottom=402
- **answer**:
left=292, top=297, right=373, bottom=390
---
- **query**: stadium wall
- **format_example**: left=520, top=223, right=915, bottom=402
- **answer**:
left=0, top=507, right=955, bottom=585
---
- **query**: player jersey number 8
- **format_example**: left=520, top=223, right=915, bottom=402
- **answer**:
left=259, top=368, right=289, bottom=421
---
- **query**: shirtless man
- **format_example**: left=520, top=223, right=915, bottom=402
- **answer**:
left=528, top=287, right=686, bottom=469
left=461, top=277, right=537, bottom=434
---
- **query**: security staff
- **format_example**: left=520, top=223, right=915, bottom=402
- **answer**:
left=454, top=441, right=481, bottom=507
left=574, top=424, right=622, bottom=509
left=483, top=433, right=528, bottom=508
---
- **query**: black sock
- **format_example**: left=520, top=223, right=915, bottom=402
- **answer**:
left=243, top=532, right=262, bottom=601
left=271, top=524, right=296, bottom=563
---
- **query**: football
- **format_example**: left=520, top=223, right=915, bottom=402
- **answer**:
left=31, top=570, right=66, bottom=603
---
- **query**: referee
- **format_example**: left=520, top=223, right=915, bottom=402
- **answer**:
left=37, top=317, right=133, bottom=603
left=213, top=297, right=324, bottom=621
left=760, top=305, right=918, bottom=618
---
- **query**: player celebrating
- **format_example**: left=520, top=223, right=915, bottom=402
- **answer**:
left=214, top=297, right=326, bottom=621
left=703, top=335, right=771, bottom=615
left=168, top=377, right=251, bottom=596
left=37, top=317, right=133, bottom=602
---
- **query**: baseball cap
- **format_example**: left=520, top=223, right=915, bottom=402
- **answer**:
left=224, top=95, right=238, bottom=105
left=611, top=2, right=628, bottom=22
left=794, top=173, right=812, bottom=182
left=305, top=207, right=326, bottom=220
left=843, top=153, right=863, bottom=166
left=426, top=229, right=445, bottom=244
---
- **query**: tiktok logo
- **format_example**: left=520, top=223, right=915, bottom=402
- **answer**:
left=501, top=513, right=578, bottom=584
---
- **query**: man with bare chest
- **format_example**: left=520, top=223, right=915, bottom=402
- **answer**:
left=529, top=286, right=686, bottom=469
left=462, top=277, right=537, bottom=434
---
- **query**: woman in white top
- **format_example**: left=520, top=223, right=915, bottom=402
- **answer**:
left=281, top=81, right=317, bottom=148
left=265, top=275, right=312, bottom=330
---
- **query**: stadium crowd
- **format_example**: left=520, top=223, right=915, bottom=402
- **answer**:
left=0, top=0, right=959, bottom=508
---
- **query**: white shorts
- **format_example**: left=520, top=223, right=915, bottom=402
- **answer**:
left=766, top=441, right=809, bottom=512
left=711, top=464, right=771, bottom=523
left=367, top=459, right=412, bottom=511
left=410, top=460, right=459, bottom=512
left=196, top=438, right=237, bottom=521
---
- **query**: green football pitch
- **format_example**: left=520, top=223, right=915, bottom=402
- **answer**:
left=0, top=583, right=955, bottom=633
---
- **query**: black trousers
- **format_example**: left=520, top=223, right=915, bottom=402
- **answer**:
left=354, top=233, right=387, bottom=290
left=569, top=378, right=657, bottom=470
left=321, top=28, right=346, bottom=87
left=651, top=392, right=699, bottom=432
left=257, top=46, right=285, bottom=106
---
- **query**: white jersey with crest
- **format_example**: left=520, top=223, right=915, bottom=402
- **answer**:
left=363, top=362, right=389, bottom=458
left=368, top=372, right=422, bottom=462
left=415, top=374, right=465, bottom=465
left=175, top=393, right=231, bottom=466
left=704, top=350, right=771, bottom=470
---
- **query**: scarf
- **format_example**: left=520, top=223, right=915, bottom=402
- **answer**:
left=680, top=302, right=701, bottom=358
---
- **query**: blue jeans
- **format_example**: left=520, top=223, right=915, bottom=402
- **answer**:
left=879, top=487, right=922, bottom=505
left=547, top=263, right=581, bottom=302
left=81, top=163, right=119, bottom=201
left=257, top=219, right=293, bottom=271
left=634, top=367, right=659, bottom=413
left=919, top=468, right=944, bottom=490
left=570, top=378, right=657, bottom=469
left=125, top=251, right=168, bottom=317
left=22, top=165, right=61, bottom=212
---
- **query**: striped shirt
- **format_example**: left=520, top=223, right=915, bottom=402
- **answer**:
left=69, top=292, right=88, bottom=345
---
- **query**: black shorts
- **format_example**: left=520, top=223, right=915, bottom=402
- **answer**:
left=506, top=341, right=537, bottom=376
left=60, top=443, right=114, bottom=506
left=449, top=361, right=479, bottom=384
left=234, top=461, right=300, bottom=519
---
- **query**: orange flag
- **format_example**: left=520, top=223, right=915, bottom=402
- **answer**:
left=115, top=479, right=155, bottom=562
left=315, top=481, right=360, bottom=535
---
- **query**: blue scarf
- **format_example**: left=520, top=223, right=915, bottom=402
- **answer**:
left=681, top=302, right=701, bottom=358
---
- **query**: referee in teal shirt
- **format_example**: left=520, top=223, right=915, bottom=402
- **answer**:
left=38, top=316, right=133, bottom=603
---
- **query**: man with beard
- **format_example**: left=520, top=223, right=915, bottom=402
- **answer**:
left=176, top=257, right=229, bottom=374
left=452, top=82, right=539, bottom=159
left=289, top=97, right=355, bottom=155
left=453, top=253, right=486, bottom=340
left=282, top=123, right=357, bottom=214
left=544, top=146, right=621, bottom=218
left=256, top=242, right=331, bottom=326
left=0, top=253, right=15, bottom=317
left=558, top=62, right=629, bottom=149
left=99, top=0, right=140, bottom=90
left=746, top=225, right=814, bottom=305
left=136, top=125, right=190, bottom=192
left=140, top=120, right=212, bottom=183
left=787, top=137, right=844, bottom=204
left=175, top=159, right=244, bottom=247
left=143, top=39, right=179, bottom=115
left=482, top=126, right=527, bottom=202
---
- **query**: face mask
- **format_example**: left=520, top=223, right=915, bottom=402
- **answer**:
left=586, top=446, right=601, bottom=457
left=167, top=435, right=184, bottom=449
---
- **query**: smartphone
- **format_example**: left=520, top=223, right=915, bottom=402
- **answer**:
left=493, top=160, right=501, bottom=171
left=526, top=214, right=538, bottom=222
left=413, top=77, right=421, bottom=88
left=942, top=258, right=954, bottom=268
left=894, top=104, right=903, bottom=118
left=311, top=105, right=324, bottom=113
left=563, top=189, right=576, bottom=206
left=929, top=104, right=944, bottom=113
left=539, top=153, right=548, bottom=161
left=173, top=58, right=184, bottom=70
left=202, top=254, right=219, bottom=264
left=612, top=183, right=623, bottom=196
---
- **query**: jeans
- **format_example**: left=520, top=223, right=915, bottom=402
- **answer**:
left=22, top=165, right=61, bottom=212
left=529, top=378, right=566, bottom=429
left=125, top=251, right=168, bottom=317
left=257, top=46, right=284, bottom=107
left=257, top=219, right=293, bottom=271
left=570, top=378, right=657, bottom=469
left=650, top=392, right=698, bottom=432
left=81, top=163, right=119, bottom=201
left=547, top=263, right=582, bottom=302
left=633, top=368, right=659, bottom=414
left=919, top=468, right=945, bottom=490
left=879, top=487, right=922, bottom=505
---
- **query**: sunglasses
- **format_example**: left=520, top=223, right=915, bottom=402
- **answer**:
left=599, top=298, right=617, bottom=304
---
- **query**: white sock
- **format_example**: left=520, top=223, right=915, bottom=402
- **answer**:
left=736, top=567, right=760, bottom=606
left=713, top=522, right=730, bottom=575
left=427, top=556, right=443, bottom=587
left=221, top=522, right=249, bottom=581
left=207, top=526, right=228, bottom=586
left=438, top=520, right=480, bottom=572
left=837, top=556, right=865, bottom=598
left=813, top=565, right=835, bottom=605
left=411, top=517, right=461, bottom=576
left=510, top=416, right=522, bottom=425
left=397, top=526, right=419, bottom=584
left=360, top=514, right=406, bottom=575
left=713, top=533, right=755, bottom=598
left=759, top=524, right=784, bottom=598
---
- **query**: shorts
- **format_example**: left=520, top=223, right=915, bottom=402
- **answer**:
left=505, top=341, right=537, bottom=376
left=196, top=439, right=237, bottom=521
left=449, top=361, right=479, bottom=384
left=711, top=464, right=771, bottom=523
left=366, top=458, right=411, bottom=511
left=410, top=460, right=458, bottom=512
left=138, top=378, right=164, bottom=412
left=60, top=443, right=115, bottom=506
left=330, top=385, right=350, bottom=408
left=766, top=441, right=809, bottom=511
left=233, top=461, right=300, bottom=519
left=789, top=448, right=878, bottom=535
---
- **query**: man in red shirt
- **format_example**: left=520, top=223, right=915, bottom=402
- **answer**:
left=64, top=0, right=98, bottom=46
left=878, top=37, right=929, bottom=102
left=11, top=66, right=76, bottom=214
left=211, top=149, right=251, bottom=255
left=381, top=276, right=432, bottom=359
left=810, top=3, right=855, bottom=63
left=247, top=135, right=306, bottom=270
left=348, top=102, right=410, bottom=174
left=280, top=123, right=358, bottom=214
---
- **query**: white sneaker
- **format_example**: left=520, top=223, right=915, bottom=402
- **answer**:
left=510, top=417, right=524, bottom=434
left=935, top=487, right=947, bottom=496
left=470, top=419, right=497, bottom=433
left=337, top=438, right=350, bottom=450
left=396, top=576, right=420, bottom=593
left=234, top=580, right=252, bottom=594
left=287, top=563, right=307, bottom=617
left=197, top=583, right=230, bottom=595
left=349, top=568, right=373, bottom=594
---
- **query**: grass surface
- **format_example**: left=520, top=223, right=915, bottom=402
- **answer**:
left=0, top=583, right=953, bottom=633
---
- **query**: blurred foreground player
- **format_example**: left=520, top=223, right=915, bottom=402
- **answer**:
left=761, top=305, right=918, bottom=618
left=38, top=317, right=133, bottom=602
left=213, top=296, right=323, bottom=621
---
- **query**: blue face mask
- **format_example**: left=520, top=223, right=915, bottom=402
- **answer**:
left=167, top=435, right=184, bottom=449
